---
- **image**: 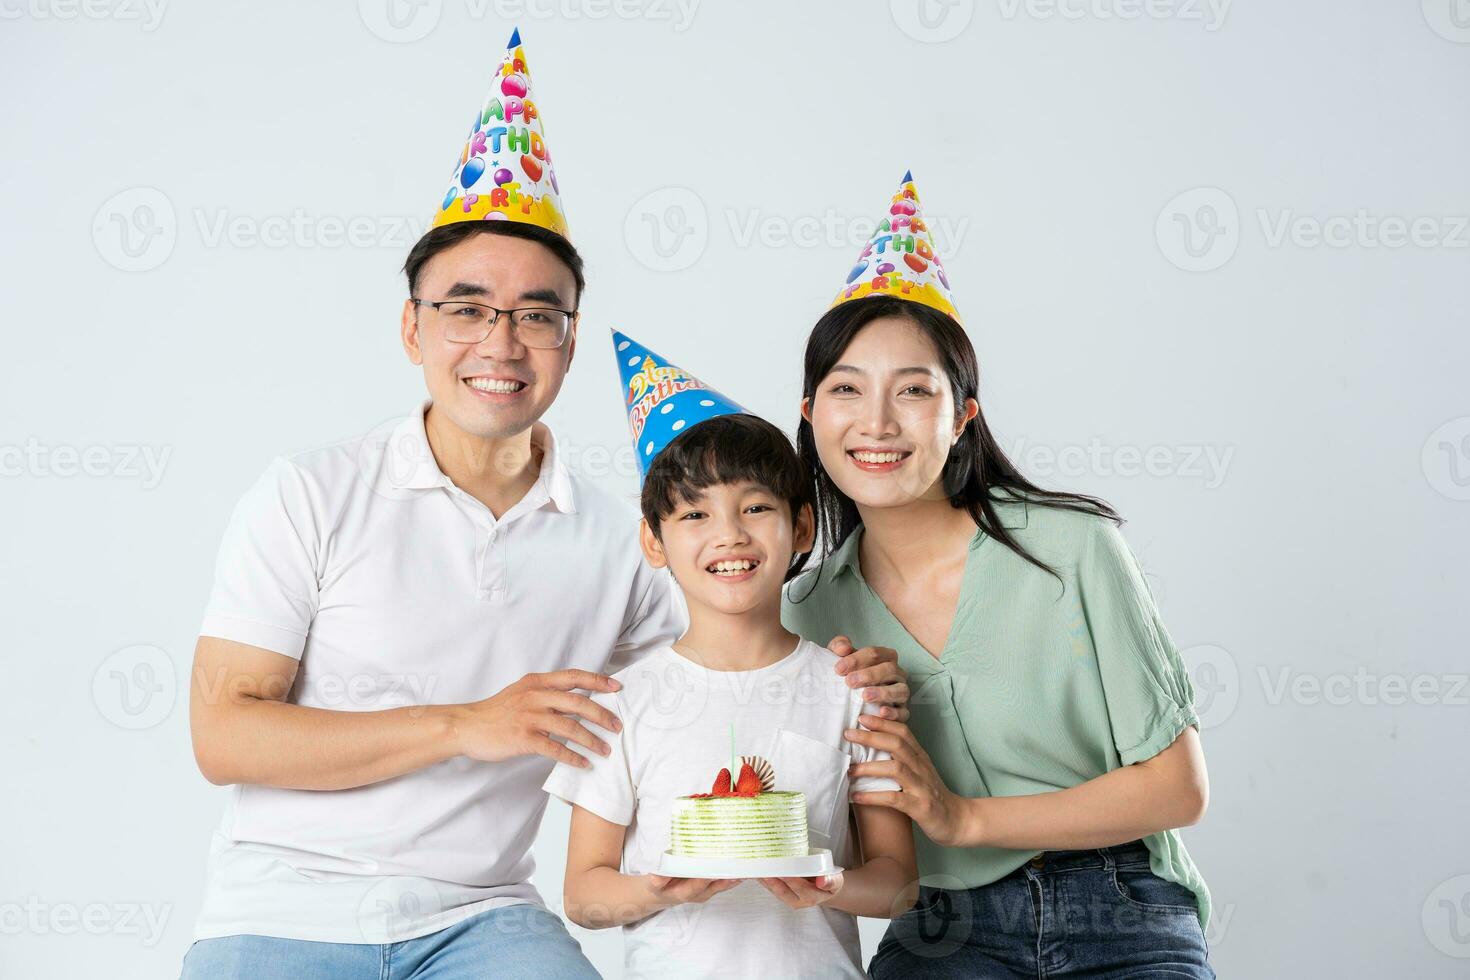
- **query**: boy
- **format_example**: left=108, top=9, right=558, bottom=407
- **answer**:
left=541, top=333, right=918, bottom=978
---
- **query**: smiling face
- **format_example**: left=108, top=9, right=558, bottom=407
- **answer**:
left=640, top=481, right=814, bottom=618
left=803, top=315, right=977, bottom=510
left=401, top=231, right=578, bottom=441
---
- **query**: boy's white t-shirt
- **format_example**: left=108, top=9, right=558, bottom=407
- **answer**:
left=542, top=638, right=901, bottom=980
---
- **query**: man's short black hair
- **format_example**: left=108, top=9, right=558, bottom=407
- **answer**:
left=402, top=221, right=586, bottom=306
left=641, top=414, right=815, bottom=581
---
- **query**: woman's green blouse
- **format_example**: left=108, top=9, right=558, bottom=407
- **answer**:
left=781, top=494, right=1211, bottom=927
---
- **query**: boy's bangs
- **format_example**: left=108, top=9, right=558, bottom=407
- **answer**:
left=641, top=415, right=812, bottom=527
left=665, top=439, right=770, bottom=511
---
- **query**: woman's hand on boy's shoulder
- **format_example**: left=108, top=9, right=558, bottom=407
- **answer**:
left=828, top=635, right=911, bottom=721
left=758, top=873, right=844, bottom=910
left=846, top=715, right=975, bottom=848
left=643, top=874, right=741, bottom=907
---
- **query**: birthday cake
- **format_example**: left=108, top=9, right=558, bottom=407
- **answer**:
left=669, top=757, right=808, bottom=859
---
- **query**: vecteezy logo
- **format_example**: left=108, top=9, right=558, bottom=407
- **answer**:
left=1423, top=874, right=1470, bottom=958
left=359, top=0, right=441, bottom=43
left=1422, top=0, right=1470, bottom=42
left=355, top=414, right=433, bottom=503
left=623, top=187, right=708, bottom=272
left=890, top=0, right=975, bottom=42
left=357, top=878, right=445, bottom=942
left=1155, top=187, right=1240, bottom=272
left=92, top=188, right=177, bottom=272
left=1422, top=417, right=1470, bottom=501
left=92, top=644, right=177, bottom=730
left=892, top=873, right=975, bottom=958
left=1179, top=643, right=1239, bottom=729
left=622, top=657, right=712, bottom=733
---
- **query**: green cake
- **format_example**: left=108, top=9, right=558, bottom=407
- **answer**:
left=670, top=791, right=809, bottom=858
left=669, top=755, right=809, bottom=859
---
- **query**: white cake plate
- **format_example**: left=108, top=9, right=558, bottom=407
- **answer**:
left=657, top=847, right=840, bottom=881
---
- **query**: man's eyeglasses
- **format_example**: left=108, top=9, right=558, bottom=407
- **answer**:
left=411, top=299, right=575, bottom=349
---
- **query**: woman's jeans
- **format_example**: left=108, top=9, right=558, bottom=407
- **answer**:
left=870, top=840, right=1215, bottom=979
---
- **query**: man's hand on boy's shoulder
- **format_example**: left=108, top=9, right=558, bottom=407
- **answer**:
left=828, top=636, right=911, bottom=722
left=450, top=669, right=624, bottom=768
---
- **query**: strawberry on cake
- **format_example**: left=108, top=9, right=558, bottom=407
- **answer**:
left=669, top=757, right=808, bottom=860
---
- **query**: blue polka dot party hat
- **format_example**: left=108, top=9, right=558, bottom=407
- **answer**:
left=611, top=330, right=749, bottom=483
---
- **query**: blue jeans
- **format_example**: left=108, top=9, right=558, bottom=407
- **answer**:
left=870, top=840, right=1215, bottom=979
left=178, top=903, right=600, bottom=979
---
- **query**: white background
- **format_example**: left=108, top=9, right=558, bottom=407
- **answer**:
left=3, top=0, right=1468, bottom=977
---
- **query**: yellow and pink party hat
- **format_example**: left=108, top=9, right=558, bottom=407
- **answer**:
left=432, top=28, right=569, bottom=239
left=830, top=171, right=959, bottom=323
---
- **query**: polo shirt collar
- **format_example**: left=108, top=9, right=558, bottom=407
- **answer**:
left=386, top=401, right=577, bottom=514
left=829, top=489, right=1030, bottom=581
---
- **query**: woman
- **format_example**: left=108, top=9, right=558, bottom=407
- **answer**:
left=781, top=174, right=1214, bottom=978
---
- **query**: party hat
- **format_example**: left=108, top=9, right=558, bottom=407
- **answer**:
left=830, top=171, right=959, bottom=322
left=612, top=331, right=748, bottom=483
left=432, top=28, right=569, bottom=239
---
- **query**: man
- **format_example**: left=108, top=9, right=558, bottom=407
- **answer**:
left=180, top=30, right=909, bottom=978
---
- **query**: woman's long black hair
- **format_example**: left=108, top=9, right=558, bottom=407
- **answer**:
left=790, top=294, right=1118, bottom=595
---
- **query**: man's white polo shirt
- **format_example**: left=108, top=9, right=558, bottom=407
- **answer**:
left=193, top=402, right=685, bottom=944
